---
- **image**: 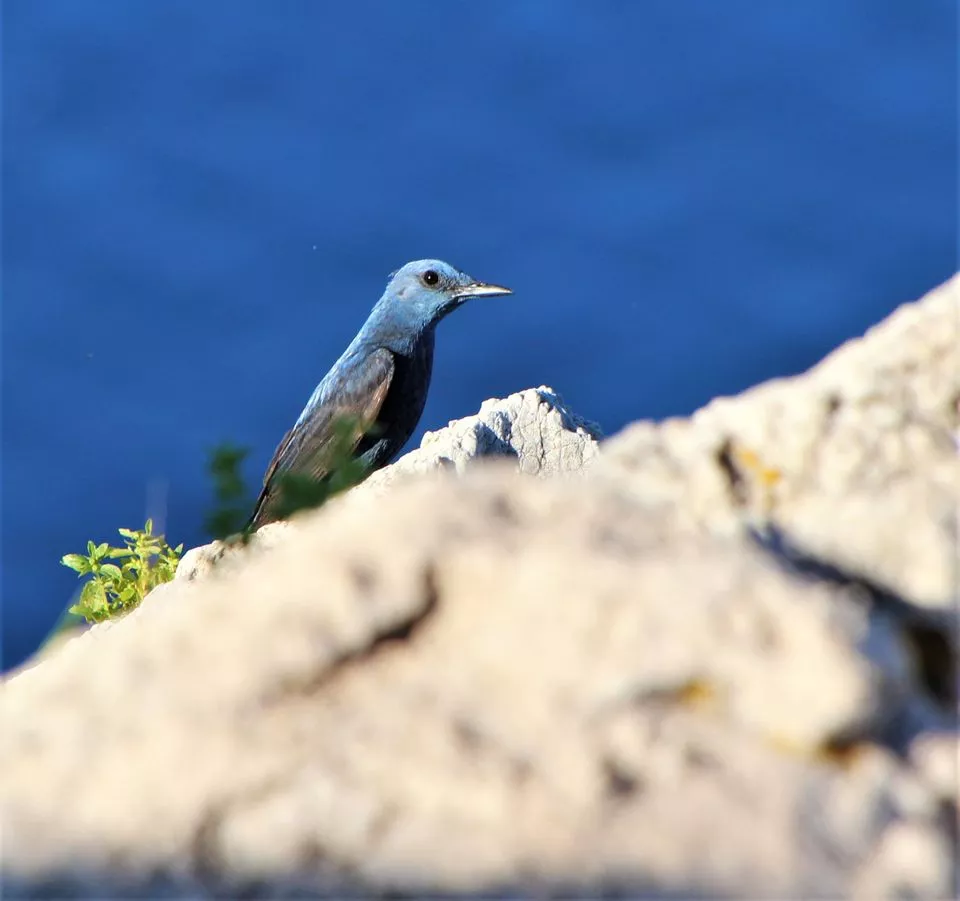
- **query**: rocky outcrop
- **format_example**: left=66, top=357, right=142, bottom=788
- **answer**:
left=2, top=278, right=957, bottom=899
left=176, top=386, right=601, bottom=582
left=596, top=275, right=959, bottom=617
left=362, top=384, right=603, bottom=488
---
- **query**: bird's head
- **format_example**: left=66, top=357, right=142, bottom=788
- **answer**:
left=376, top=259, right=512, bottom=331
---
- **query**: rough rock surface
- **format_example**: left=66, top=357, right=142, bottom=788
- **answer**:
left=4, top=472, right=955, bottom=899
left=362, top=384, right=603, bottom=490
left=2, top=278, right=957, bottom=900
left=597, top=274, right=960, bottom=618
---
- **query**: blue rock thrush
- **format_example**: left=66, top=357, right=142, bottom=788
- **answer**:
left=248, top=259, right=511, bottom=528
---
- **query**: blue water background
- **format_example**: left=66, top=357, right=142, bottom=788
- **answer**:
left=3, top=1, right=957, bottom=668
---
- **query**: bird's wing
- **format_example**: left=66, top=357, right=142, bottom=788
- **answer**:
left=249, top=348, right=395, bottom=527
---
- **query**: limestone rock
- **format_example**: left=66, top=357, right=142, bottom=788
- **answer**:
left=1, top=469, right=953, bottom=899
left=360, top=384, right=602, bottom=492
left=176, top=520, right=291, bottom=583
left=909, top=730, right=960, bottom=802
left=597, top=274, right=960, bottom=616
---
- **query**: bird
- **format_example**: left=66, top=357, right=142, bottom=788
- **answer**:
left=248, top=259, right=512, bottom=529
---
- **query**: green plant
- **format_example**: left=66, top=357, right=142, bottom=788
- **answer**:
left=204, top=443, right=254, bottom=541
left=57, top=417, right=373, bottom=632
left=61, top=520, right=183, bottom=623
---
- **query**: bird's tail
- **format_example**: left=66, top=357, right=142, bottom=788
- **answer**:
left=246, top=484, right=274, bottom=532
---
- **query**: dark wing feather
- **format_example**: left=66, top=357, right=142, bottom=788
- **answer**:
left=248, top=348, right=395, bottom=528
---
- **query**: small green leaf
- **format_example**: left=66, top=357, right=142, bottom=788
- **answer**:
left=61, top=554, right=90, bottom=574
left=98, top=563, right=123, bottom=581
left=80, top=579, right=107, bottom=615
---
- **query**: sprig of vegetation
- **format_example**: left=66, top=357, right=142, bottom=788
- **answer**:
left=58, top=418, right=374, bottom=632
left=61, top=520, right=183, bottom=623
left=204, top=443, right=254, bottom=541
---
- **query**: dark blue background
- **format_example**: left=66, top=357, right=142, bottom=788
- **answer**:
left=3, top=1, right=956, bottom=668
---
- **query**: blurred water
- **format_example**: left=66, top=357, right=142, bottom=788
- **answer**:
left=2, top=1, right=956, bottom=668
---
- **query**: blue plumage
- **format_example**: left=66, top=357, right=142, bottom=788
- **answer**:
left=249, top=259, right=511, bottom=528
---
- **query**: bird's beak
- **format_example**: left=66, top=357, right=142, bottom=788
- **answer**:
left=455, top=281, right=513, bottom=300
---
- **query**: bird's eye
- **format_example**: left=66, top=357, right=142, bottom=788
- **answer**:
left=422, top=270, right=439, bottom=286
